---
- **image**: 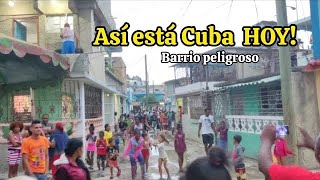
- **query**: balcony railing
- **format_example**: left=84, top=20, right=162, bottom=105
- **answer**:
left=226, top=115, right=284, bottom=134
left=85, top=117, right=104, bottom=134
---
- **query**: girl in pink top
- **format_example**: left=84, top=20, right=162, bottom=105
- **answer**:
left=174, top=124, right=186, bottom=173
left=274, top=135, right=293, bottom=165
left=86, top=124, right=97, bottom=170
left=123, top=130, right=145, bottom=180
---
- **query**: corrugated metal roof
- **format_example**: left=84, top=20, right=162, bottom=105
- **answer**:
left=216, top=75, right=280, bottom=90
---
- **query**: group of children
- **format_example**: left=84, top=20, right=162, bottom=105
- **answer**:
left=85, top=116, right=188, bottom=180
left=85, top=124, right=121, bottom=179
left=84, top=114, right=293, bottom=180
left=215, top=120, right=294, bottom=180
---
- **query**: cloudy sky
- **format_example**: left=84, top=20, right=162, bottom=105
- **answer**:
left=112, top=0, right=311, bottom=84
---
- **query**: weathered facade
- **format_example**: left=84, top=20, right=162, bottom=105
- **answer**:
left=0, top=0, right=125, bottom=144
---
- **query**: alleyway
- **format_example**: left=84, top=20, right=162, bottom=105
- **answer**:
left=91, top=131, right=265, bottom=180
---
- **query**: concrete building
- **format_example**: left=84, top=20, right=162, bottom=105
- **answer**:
left=0, top=0, right=126, bottom=145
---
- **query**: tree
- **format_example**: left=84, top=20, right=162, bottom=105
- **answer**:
left=141, top=94, right=158, bottom=104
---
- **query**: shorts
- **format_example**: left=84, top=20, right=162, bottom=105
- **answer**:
left=129, top=153, right=144, bottom=166
left=33, top=173, right=47, bottom=180
left=7, top=149, right=21, bottom=165
left=142, top=149, right=150, bottom=159
left=97, top=155, right=106, bottom=161
left=62, top=41, right=75, bottom=54
left=218, top=139, right=228, bottom=152
left=108, top=159, right=118, bottom=168
left=235, top=165, right=247, bottom=180
left=202, top=134, right=214, bottom=145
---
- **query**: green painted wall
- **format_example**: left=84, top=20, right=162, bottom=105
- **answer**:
left=228, top=131, right=261, bottom=159
left=0, top=82, right=79, bottom=123
left=0, top=91, right=12, bottom=122
left=243, top=86, right=260, bottom=115
left=34, top=83, right=63, bottom=121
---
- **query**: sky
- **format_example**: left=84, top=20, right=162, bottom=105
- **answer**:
left=111, top=0, right=311, bottom=84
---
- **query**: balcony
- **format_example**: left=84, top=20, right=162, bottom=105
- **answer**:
left=226, top=115, right=283, bottom=134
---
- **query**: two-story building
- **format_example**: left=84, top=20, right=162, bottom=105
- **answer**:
left=0, top=0, right=126, bottom=148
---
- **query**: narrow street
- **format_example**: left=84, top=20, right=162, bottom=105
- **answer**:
left=91, top=131, right=265, bottom=180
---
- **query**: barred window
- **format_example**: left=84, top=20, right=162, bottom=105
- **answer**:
left=260, top=85, right=282, bottom=116
left=85, top=85, right=102, bottom=118
left=190, top=95, right=203, bottom=119
left=13, top=92, right=32, bottom=122
left=230, top=91, right=244, bottom=115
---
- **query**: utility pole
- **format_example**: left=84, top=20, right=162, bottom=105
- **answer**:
left=275, top=0, right=297, bottom=164
left=145, top=54, right=149, bottom=110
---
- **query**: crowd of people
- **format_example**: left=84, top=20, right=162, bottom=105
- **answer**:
left=6, top=106, right=320, bottom=180
left=5, top=107, right=187, bottom=180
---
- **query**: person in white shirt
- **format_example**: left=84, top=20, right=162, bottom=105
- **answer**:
left=198, top=108, right=216, bottom=155
left=60, top=23, right=75, bottom=54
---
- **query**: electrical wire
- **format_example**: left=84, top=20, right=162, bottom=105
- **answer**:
left=253, top=0, right=259, bottom=23
left=182, top=0, right=193, bottom=17
left=227, top=0, right=234, bottom=23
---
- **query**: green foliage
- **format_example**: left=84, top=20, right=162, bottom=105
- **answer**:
left=141, top=94, right=158, bottom=104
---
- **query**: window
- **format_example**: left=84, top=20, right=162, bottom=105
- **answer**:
left=230, top=91, right=244, bottom=115
left=85, top=85, right=102, bottom=118
left=260, top=85, right=282, bottom=116
left=13, top=20, right=27, bottom=41
left=13, top=93, right=32, bottom=122
left=13, top=17, right=39, bottom=45
left=46, top=15, right=73, bottom=33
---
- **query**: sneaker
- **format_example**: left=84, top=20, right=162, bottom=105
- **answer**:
left=117, top=169, right=121, bottom=177
left=110, top=176, right=114, bottom=179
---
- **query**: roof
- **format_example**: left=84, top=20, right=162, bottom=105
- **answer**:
left=0, top=34, right=70, bottom=70
left=213, top=66, right=304, bottom=90
left=214, top=73, right=280, bottom=87
left=164, top=77, right=187, bottom=84
left=106, top=69, right=124, bottom=85
left=133, top=91, right=165, bottom=95
left=290, top=16, right=311, bottom=31
left=216, top=75, right=280, bottom=90
left=253, top=21, right=277, bottom=27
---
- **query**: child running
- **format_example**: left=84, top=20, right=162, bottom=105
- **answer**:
left=86, top=124, right=97, bottom=170
left=274, top=133, right=293, bottom=165
left=107, top=138, right=121, bottom=179
left=154, top=133, right=171, bottom=180
left=142, top=132, right=152, bottom=173
left=217, top=120, right=228, bottom=152
left=174, top=124, right=186, bottom=173
left=96, top=131, right=107, bottom=177
left=123, top=129, right=145, bottom=180
left=232, top=135, right=246, bottom=180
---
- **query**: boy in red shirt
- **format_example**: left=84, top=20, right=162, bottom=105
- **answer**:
left=259, top=125, right=320, bottom=180
left=96, top=131, right=107, bottom=177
